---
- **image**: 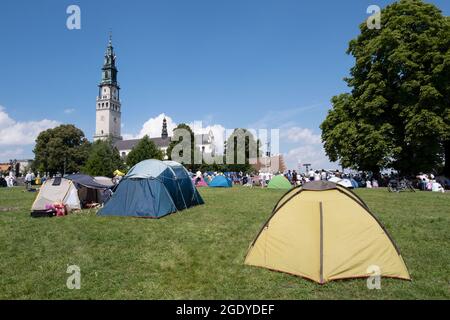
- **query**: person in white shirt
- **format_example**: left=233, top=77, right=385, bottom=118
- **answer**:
left=259, top=171, right=266, bottom=188
left=25, top=172, right=33, bottom=190
left=314, top=171, right=321, bottom=181
left=308, top=169, right=315, bottom=181
left=431, top=181, right=444, bottom=193
left=7, top=171, right=15, bottom=188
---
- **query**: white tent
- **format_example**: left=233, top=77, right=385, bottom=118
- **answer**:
left=32, top=178, right=81, bottom=212
left=337, top=178, right=353, bottom=188
left=31, top=174, right=111, bottom=214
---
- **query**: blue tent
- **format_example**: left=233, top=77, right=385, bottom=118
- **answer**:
left=350, top=178, right=359, bottom=189
left=209, top=175, right=232, bottom=188
left=98, top=160, right=204, bottom=218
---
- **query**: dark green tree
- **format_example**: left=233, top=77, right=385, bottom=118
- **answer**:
left=126, top=135, right=163, bottom=167
left=224, top=128, right=261, bottom=173
left=166, top=124, right=201, bottom=171
left=321, top=0, right=450, bottom=176
left=33, top=124, right=91, bottom=175
left=82, top=139, right=125, bottom=177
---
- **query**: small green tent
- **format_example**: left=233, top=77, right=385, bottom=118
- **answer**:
left=268, top=175, right=292, bottom=189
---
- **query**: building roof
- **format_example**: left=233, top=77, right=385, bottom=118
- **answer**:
left=0, top=164, right=11, bottom=172
left=115, top=137, right=171, bottom=151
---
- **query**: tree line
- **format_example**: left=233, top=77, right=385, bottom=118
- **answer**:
left=32, top=124, right=261, bottom=177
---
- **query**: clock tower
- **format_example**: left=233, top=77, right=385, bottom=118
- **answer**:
left=94, top=35, right=122, bottom=143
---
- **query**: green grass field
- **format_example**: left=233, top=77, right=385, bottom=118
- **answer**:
left=0, top=186, right=448, bottom=299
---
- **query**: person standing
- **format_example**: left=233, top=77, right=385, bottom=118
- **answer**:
left=7, top=171, right=15, bottom=187
left=308, top=169, right=315, bottom=181
left=25, top=171, right=32, bottom=190
left=314, top=170, right=321, bottom=181
left=292, top=170, right=298, bottom=186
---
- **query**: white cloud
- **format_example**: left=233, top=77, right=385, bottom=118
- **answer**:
left=280, top=127, right=321, bottom=144
left=124, top=113, right=177, bottom=139
left=125, top=114, right=227, bottom=153
left=190, top=121, right=227, bottom=154
left=284, top=144, right=337, bottom=171
left=0, top=106, right=59, bottom=160
left=64, top=108, right=75, bottom=114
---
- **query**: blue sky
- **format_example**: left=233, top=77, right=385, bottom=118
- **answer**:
left=0, top=0, right=449, bottom=169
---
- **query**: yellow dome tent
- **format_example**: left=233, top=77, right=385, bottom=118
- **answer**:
left=113, top=170, right=125, bottom=177
left=245, top=181, right=410, bottom=284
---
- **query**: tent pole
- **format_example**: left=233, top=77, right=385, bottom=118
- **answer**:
left=319, top=201, right=324, bottom=284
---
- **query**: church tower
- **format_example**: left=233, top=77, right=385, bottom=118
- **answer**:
left=161, top=117, right=168, bottom=139
left=94, top=35, right=122, bottom=143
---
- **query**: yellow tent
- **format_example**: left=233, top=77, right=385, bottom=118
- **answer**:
left=245, top=181, right=410, bottom=284
left=113, top=170, right=125, bottom=177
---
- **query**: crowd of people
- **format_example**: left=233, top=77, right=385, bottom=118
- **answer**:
left=2, top=167, right=447, bottom=193
left=0, top=171, right=48, bottom=189
left=416, top=173, right=446, bottom=193
left=190, top=168, right=380, bottom=188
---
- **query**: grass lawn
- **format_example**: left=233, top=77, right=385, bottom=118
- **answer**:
left=0, top=186, right=449, bottom=299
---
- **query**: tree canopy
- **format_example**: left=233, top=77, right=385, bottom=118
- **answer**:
left=126, top=135, right=163, bottom=167
left=82, top=139, right=125, bottom=177
left=33, top=124, right=91, bottom=175
left=224, top=128, right=261, bottom=173
left=166, top=124, right=201, bottom=171
left=321, top=0, right=450, bottom=176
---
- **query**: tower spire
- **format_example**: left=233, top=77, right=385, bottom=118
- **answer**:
left=161, top=117, right=168, bottom=139
left=94, top=33, right=122, bottom=143
left=101, top=33, right=118, bottom=86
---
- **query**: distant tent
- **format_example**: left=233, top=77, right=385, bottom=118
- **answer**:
left=31, top=174, right=111, bottom=215
left=337, top=178, right=353, bottom=189
left=349, top=178, right=359, bottom=189
left=209, top=175, right=232, bottom=188
left=192, top=176, right=208, bottom=187
left=245, top=181, right=410, bottom=284
left=268, top=175, right=292, bottom=189
left=98, top=160, right=204, bottom=218
left=114, top=170, right=125, bottom=176
left=94, top=176, right=115, bottom=188
left=328, top=176, right=340, bottom=183
left=436, top=176, right=450, bottom=190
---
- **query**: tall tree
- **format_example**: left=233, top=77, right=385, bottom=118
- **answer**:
left=126, top=135, right=163, bottom=167
left=321, top=0, right=450, bottom=176
left=82, top=139, right=125, bottom=177
left=224, top=128, right=261, bottom=173
left=33, top=124, right=91, bottom=175
left=166, top=124, right=201, bottom=171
